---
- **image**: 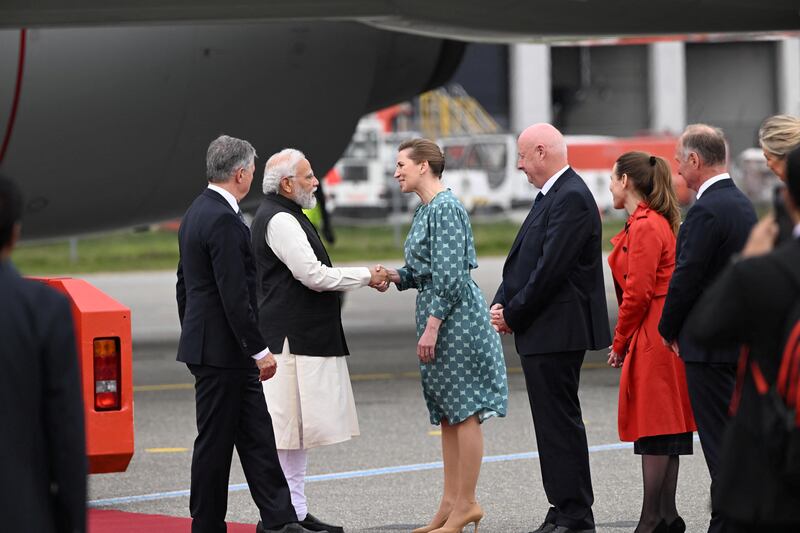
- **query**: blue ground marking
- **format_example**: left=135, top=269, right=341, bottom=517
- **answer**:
left=89, top=439, right=649, bottom=508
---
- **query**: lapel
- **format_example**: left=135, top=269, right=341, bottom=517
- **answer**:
left=203, top=188, right=249, bottom=233
left=505, top=169, right=574, bottom=262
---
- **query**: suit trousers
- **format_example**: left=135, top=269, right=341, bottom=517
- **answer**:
left=683, top=362, right=736, bottom=533
left=520, top=351, right=595, bottom=530
left=188, top=364, right=297, bottom=533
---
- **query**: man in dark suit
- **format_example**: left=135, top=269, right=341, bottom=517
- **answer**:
left=0, top=174, right=87, bottom=533
left=176, top=136, right=314, bottom=533
left=685, top=145, right=800, bottom=531
left=658, top=124, right=757, bottom=533
left=490, top=123, right=611, bottom=533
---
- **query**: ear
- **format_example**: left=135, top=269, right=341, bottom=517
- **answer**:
left=280, top=176, right=293, bottom=194
left=419, top=160, right=428, bottom=174
left=620, top=173, right=629, bottom=188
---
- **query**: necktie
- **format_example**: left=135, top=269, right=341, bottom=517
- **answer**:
left=533, top=192, right=544, bottom=208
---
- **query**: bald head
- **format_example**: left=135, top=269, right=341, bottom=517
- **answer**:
left=517, top=123, right=569, bottom=188
left=675, top=123, right=728, bottom=192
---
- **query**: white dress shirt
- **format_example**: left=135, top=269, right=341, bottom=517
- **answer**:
left=207, top=183, right=239, bottom=213
left=206, top=184, right=269, bottom=361
left=540, top=165, right=570, bottom=196
left=265, top=212, right=371, bottom=291
left=794, top=222, right=800, bottom=239
left=695, top=173, right=730, bottom=200
left=262, top=210, right=367, bottom=451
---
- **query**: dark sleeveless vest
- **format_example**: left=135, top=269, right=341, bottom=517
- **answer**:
left=250, top=193, right=349, bottom=357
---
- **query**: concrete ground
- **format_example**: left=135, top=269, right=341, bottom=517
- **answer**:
left=83, top=258, right=713, bottom=533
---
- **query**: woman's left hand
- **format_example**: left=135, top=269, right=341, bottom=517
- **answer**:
left=607, top=349, right=624, bottom=368
left=418, top=318, right=441, bottom=363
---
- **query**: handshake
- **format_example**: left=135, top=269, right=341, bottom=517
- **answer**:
left=368, top=265, right=398, bottom=292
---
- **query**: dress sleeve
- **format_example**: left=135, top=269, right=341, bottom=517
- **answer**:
left=427, top=201, right=468, bottom=321
left=612, top=218, right=661, bottom=354
left=395, top=266, right=417, bottom=291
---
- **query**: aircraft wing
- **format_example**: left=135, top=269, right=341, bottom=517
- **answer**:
left=1, top=0, right=798, bottom=39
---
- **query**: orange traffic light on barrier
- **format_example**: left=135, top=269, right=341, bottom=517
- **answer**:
left=33, top=277, right=134, bottom=474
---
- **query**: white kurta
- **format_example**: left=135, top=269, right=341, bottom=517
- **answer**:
left=262, top=212, right=370, bottom=450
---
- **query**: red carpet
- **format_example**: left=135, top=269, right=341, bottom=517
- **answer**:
left=89, top=509, right=256, bottom=532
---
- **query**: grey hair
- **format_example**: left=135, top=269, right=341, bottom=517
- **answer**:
left=206, top=135, right=256, bottom=183
left=680, top=123, right=727, bottom=166
left=263, top=148, right=306, bottom=194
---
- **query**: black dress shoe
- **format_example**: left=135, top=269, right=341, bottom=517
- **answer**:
left=551, top=527, right=595, bottom=533
left=528, top=522, right=556, bottom=533
left=665, top=516, right=685, bottom=533
left=299, top=513, right=343, bottom=533
left=256, top=521, right=320, bottom=533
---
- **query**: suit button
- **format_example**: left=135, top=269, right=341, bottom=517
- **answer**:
left=623, top=274, right=627, bottom=279
left=623, top=246, right=627, bottom=252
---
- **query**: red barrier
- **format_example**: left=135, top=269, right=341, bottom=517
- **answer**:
left=34, top=277, right=134, bottom=474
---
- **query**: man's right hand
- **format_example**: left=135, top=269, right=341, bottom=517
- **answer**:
left=368, top=265, right=390, bottom=289
left=256, top=353, right=277, bottom=381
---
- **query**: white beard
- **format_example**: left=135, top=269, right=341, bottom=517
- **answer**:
left=295, top=187, right=317, bottom=210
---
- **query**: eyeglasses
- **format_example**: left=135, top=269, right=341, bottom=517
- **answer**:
left=285, top=173, right=316, bottom=182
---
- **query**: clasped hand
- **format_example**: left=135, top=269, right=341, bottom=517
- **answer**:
left=368, top=265, right=400, bottom=292
left=489, top=303, right=512, bottom=334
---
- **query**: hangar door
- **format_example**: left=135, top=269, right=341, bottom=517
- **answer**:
left=551, top=45, right=649, bottom=137
left=686, top=41, right=777, bottom=156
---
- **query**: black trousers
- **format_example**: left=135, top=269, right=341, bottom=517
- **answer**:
left=520, top=351, right=595, bottom=531
left=188, top=364, right=296, bottom=533
left=684, top=362, right=736, bottom=533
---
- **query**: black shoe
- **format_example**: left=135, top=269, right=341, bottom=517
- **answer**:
left=528, top=522, right=556, bottom=533
left=551, top=527, right=595, bottom=533
left=654, top=520, right=669, bottom=533
left=299, top=513, right=343, bottom=533
left=665, top=516, right=685, bottom=533
left=256, top=521, right=321, bottom=533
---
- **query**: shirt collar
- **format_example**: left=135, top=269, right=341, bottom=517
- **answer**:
left=696, top=173, right=730, bottom=200
left=540, top=165, right=570, bottom=196
left=793, top=223, right=800, bottom=239
left=207, top=183, right=239, bottom=213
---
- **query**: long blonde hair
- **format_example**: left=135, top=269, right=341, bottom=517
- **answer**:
left=616, top=151, right=681, bottom=235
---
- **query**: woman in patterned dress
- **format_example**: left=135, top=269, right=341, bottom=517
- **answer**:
left=607, top=152, right=696, bottom=533
left=383, top=138, right=508, bottom=533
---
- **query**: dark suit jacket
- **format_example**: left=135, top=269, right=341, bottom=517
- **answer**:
left=493, top=168, right=611, bottom=355
left=685, top=238, right=800, bottom=524
left=687, top=238, right=800, bottom=396
left=176, top=188, right=266, bottom=368
left=0, top=260, right=86, bottom=533
left=658, top=179, right=757, bottom=364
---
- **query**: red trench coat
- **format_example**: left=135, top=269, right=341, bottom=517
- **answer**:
left=608, top=203, right=696, bottom=441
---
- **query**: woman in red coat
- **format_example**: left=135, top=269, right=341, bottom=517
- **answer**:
left=607, top=152, right=696, bottom=533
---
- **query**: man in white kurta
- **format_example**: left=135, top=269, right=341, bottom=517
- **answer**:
left=251, top=148, right=388, bottom=533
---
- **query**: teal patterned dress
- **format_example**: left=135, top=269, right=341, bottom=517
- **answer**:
left=396, top=190, right=508, bottom=425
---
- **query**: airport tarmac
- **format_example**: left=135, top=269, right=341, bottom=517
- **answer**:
left=83, top=258, right=715, bottom=533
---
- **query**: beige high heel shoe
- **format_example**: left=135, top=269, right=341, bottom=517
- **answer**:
left=429, top=503, right=483, bottom=533
left=411, top=514, right=449, bottom=533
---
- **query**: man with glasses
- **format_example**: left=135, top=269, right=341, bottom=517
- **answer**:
left=250, top=149, right=389, bottom=533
